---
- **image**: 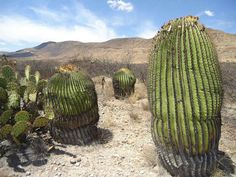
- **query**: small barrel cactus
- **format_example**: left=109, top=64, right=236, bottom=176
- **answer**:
left=45, top=65, right=100, bottom=145
left=147, top=16, right=223, bottom=177
left=112, top=68, right=136, bottom=99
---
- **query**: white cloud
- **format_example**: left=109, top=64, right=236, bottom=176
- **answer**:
left=204, top=10, right=214, bottom=17
left=29, top=7, right=60, bottom=21
left=136, top=21, right=157, bottom=38
left=107, top=0, right=133, bottom=12
left=0, top=3, right=117, bottom=51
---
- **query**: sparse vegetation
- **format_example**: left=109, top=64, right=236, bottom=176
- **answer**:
left=0, top=16, right=235, bottom=177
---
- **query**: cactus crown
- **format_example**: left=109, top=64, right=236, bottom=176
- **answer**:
left=148, top=16, right=223, bottom=176
left=57, top=64, right=78, bottom=73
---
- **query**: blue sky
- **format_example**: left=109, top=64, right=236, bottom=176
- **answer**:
left=0, top=0, right=235, bottom=52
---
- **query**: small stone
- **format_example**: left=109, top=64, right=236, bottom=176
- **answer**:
left=77, top=158, right=81, bottom=162
left=61, top=162, right=65, bottom=166
left=70, top=159, right=76, bottom=164
left=75, top=162, right=80, bottom=167
left=140, top=170, right=145, bottom=174
left=26, top=171, right=31, bottom=176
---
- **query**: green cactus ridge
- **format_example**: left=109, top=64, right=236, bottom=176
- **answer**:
left=0, top=110, right=13, bottom=125
left=46, top=71, right=99, bottom=145
left=112, top=68, right=136, bottom=98
left=147, top=16, right=223, bottom=177
left=14, top=110, right=30, bottom=122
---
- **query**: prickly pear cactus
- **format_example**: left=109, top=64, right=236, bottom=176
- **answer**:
left=14, top=110, right=30, bottom=122
left=45, top=65, right=99, bottom=145
left=0, top=77, right=7, bottom=89
left=0, top=87, right=8, bottom=104
left=1, top=65, right=15, bottom=81
left=11, top=120, right=29, bottom=144
left=33, top=116, right=50, bottom=128
left=0, top=124, right=12, bottom=140
left=112, top=68, right=136, bottom=99
left=147, top=16, right=223, bottom=177
left=0, top=110, right=13, bottom=125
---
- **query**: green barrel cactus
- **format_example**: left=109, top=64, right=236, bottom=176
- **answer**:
left=147, top=16, right=223, bottom=177
left=112, top=68, right=136, bottom=99
left=45, top=65, right=99, bottom=145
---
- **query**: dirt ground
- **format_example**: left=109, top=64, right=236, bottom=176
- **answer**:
left=0, top=77, right=235, bottom=177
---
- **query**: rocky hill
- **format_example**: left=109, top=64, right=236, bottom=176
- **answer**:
left=8, top=28, right=236, bottom=64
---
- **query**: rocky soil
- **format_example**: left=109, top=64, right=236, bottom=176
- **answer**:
left=0, top=77, right=235, bottom=177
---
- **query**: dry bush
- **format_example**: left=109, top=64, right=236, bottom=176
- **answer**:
left=100, top=112, right=116, bottom=128
left=142, top=101, right=149, bottom=111
left=127, top=81, right=147, bottom=104
left=129, top=110, right=142, bottom=123
left=129, top=111, right=139, bottom=121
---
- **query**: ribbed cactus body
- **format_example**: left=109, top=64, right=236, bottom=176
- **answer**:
left=112, top=68, right=136, bottom=99
left=147, top=16, right=223, bottom=177
left=46, top=70, right=99, bottom=145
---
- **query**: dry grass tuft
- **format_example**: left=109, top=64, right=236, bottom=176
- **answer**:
left=129, top=112, right=139, bottom=121
left=142, top=144, right=158, bottom=167
left=100, top=112, right=116, bottom=128
left=142, top=101, right=149, bottom=111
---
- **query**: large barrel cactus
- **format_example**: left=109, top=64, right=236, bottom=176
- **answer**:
left=45, top=65, right=100, bottom=145
left=112, top=68, right=136, bottom=99
left=147, top=16, right=223, bottom=177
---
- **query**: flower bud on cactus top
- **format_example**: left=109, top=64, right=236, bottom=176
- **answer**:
left=46, top=64, right=99, bottom=145
left=112, top=68, right=136, bottom=99
left=147, top=16, right=223, bottom=177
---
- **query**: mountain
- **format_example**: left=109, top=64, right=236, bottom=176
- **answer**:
left=7, top=29, right=236, bottom=64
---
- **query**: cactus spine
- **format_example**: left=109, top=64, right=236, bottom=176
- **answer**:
left=112, top=68, right=136, bottom=99
left=147, top=16, right=223, bottom=177
left=46, top=65, right=99, bottom=145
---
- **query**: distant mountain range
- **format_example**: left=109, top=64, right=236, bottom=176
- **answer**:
left=5, top=28, right=236, bottom=64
